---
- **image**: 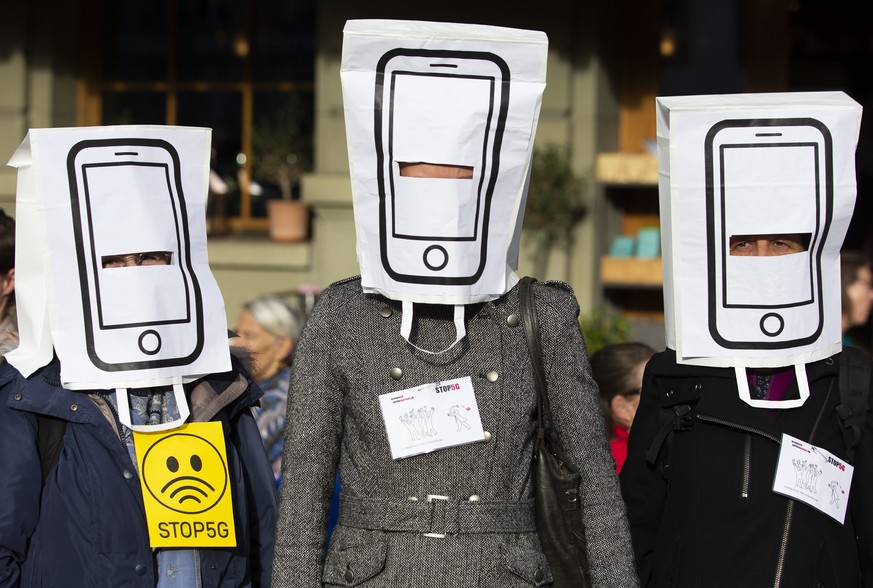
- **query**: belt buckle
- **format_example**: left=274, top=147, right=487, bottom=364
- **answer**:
left=423, top=494, right=450, bottom=538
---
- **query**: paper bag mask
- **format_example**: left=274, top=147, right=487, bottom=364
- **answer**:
left=7, top=126, right=230, bottom=396
left=341, top=19, right=548, bottom=306
left=657, top=92, right=862, bottom=406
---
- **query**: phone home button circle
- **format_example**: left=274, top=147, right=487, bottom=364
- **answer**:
left=138, top=330, right=162, bottom=356
left=760, top=313, right=785, bottom=337
left=423, top=245, right=449, bottom=271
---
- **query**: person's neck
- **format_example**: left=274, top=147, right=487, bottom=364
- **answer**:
left=748, top=366, right=791, bottom=375
left=257, top=365, right=283, bottom=384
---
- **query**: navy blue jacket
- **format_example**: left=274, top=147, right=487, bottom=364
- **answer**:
left=0, top=357, right=277, bottom=587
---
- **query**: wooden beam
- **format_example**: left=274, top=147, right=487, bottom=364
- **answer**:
left=618, top=0, right=660, bottom=153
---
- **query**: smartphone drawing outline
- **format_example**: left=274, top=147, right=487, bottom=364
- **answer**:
left=704, top=118, right=833, bottom=349
left=374, top=48, right=509, bottom=285
left=66, top=138, right=205, bottom=371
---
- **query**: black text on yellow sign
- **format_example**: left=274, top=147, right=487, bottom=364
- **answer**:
left=134, top=421, right=236, bottom=548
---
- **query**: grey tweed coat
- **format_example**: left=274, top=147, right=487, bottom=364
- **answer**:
left=271, top=277, right=638, bottom=588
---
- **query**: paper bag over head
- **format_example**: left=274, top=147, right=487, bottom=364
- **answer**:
left=657, top=91, right=862, bottom=370
left=6, top=125, right=230, bottom=390
left=341, top=19, right=548, bottom=306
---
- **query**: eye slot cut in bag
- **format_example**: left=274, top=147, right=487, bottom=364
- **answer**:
left=518, top=277, right=592, bottom=588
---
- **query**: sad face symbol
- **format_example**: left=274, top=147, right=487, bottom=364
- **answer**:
left=141, top=433, right=229, bottom=514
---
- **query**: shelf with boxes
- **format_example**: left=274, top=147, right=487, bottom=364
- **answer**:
left=595, top=152, right=662, bottom=287
left=600, top=256, right=662, bottom=287
left=594, top=152, right=665, bottom=346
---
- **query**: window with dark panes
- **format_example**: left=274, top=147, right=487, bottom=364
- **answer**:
left=82, top=0, right=315, bottom=234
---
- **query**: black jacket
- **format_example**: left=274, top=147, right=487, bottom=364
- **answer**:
left=620, top=348, right=873, bottom=588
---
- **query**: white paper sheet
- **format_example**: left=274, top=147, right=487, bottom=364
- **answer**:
left=378, top=376, right=485, bottom=460
left=773, top=433, right=853, bottom=524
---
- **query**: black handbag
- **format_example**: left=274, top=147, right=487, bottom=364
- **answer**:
left=518, top=277, right=592, bottom=588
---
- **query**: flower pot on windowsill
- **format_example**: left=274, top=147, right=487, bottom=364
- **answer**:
left=266, top=199, right=309, bottom=243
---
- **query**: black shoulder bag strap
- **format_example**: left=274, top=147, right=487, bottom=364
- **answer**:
left=37, top=415, right=67, bottom=483
left=518, top=276, right=592, bottom=588
left=837, top=347, right=872, bottom=463
left=518, top=277, right=565, bottom=460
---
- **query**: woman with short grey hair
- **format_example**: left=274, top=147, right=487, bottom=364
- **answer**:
left=236, top=295, right=304, bottom=482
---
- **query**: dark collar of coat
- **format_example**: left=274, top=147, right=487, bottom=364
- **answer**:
left=648, top=348, right=841, bottom=438
left=649, top=347, right=839, bottom=384
left=7, top=352, right=261, bottom=423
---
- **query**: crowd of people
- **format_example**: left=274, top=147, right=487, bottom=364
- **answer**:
left=0, top=18, right=872, bottom=588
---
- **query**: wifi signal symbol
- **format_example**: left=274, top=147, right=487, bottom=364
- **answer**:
left=161, top=454, right=215, bottom=506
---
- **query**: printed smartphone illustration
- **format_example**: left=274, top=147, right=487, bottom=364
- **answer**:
left=67, top=138, right=204, bottom=371
left=374, top=49, right=509, bottom=285
left=705, top=118, right=832, bottom=349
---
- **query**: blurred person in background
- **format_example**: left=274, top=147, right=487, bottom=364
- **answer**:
left=0, top=209, right=16, bottom=355
left=591, top=342, right=655, bottom=474
left=236, top=294, right=305, bottom=482
left=841, top=250, right=873, bottom=348
left=236, top=293, right=341, bottom=540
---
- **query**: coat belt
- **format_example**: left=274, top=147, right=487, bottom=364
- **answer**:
left=338, top=495, right=537, bottom=536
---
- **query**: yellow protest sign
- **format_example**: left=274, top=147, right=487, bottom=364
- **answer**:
left=133, top=421, right=236, bottom=547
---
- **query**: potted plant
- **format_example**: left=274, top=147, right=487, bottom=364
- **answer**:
left=251, top=96, right=313, bottom=242
left=578, top=309, right=631, bottom=355
left=523, top=143, right=588, bottom=276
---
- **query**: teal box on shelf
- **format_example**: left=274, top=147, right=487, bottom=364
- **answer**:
left=635, top=227, right=661, bottom=259
left=609, top=235, right=635, bottom=258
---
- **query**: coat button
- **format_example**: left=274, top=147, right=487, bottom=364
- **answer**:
left=123, top=469, right=134, bottom=480
left=506, top=314, right=520, bottom=327
left=485, top=371, right=499, bottom=382
left=534, top=567, right=544, bottom=582
left=390, top=367, right=403, bottom=380
left=344, top=566, right=354, bottom=582
left=468, top=494, right=481, bottom=502
left=12, top=393, right=21, bottom=401
left=482, top=431, right=493, bottom=442
left=134, top=563, right=146, bottom=575
left=665, top=389, right=674, bottom=398
left=70, top=404, right=79, bottom=412
left=379, top=306, right=393, bottom=318
left=694, top=382, right=702, bottom=391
